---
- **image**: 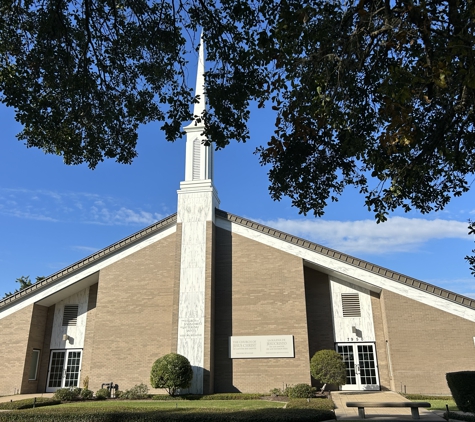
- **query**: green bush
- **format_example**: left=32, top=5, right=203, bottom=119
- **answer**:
left=286, top=384, right=316, bottom=399
left=0, top=408, right=336, bottom=421
left=80, top=389, right=93, bottom=400
left=286, top=397, right=335, bottom=411
left=121, top=383, right=149, bottom=399
left=0, top=397, right=60, bottom=410
left=446, top=411, right=475, bottom=422
left=310, top=350, right=346, bottom=386
left=95, top=388, right=110, bottom=400
left=270, top=388, right=286, bottom=397
left=446, top=371, right=475, bottom=413
left=150, top=353, right=193, bottom=396
left=53, top=388, right=82, bottom=401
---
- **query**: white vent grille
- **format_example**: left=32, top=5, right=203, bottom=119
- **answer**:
left=62, top=305, right=79, bottom=326
left=341, top=293, right=361, bottom=317
left=192, top=139, right=201, bottom=180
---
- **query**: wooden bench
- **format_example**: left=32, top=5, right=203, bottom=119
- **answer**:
left=346, top=401, right=431, bottom=419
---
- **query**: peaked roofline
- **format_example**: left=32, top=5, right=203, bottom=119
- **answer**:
left=3, top=209, right=473, bottom=313
left=215, top=209, right=475, bottom=311
left=0, top=213, right=177, bottom=309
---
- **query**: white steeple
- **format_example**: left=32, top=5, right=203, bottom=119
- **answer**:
left=182, top=33, right=216, bottom=184
left=175, top=32, right=219, bottom=395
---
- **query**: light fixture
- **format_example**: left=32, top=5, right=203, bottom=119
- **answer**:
left=352, top=326, right=357, bottom=334
left=62, top=334, right=69, bottom=341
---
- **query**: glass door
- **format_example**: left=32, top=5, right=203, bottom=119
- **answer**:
left=46, top=350, right=82, bottom=392
left=336, top=343, right=379, bottom=390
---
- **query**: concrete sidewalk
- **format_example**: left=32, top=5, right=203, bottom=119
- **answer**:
left=0, top=393, right=54, bottom=404
left=331, top=391, right=448, bottom=421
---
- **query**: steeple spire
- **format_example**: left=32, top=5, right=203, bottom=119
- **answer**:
left=182, top=32, right=217, bottom=185
left=192, top=32, right=206, bottom=121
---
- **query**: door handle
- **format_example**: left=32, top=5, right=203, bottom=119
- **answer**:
left=355, top=364, right=360, bottom=374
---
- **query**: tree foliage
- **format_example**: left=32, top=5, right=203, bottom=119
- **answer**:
left=1, top=1, right=474, bottom=221
left=150, top=353, right=193, bottom=396
left=310, top=349, right=347, bottom=386
left=2, top=275, right=44, bottom=298
left=466, top=220, right=475, bottom=276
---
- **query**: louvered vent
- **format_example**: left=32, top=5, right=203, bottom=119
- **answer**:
left=62, top=305, right=79, bottom=326
left=341, top=293, right=361, bottom=317
left=192, top=139, right=201, bottom=180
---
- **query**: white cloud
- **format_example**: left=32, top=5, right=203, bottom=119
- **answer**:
left=71, top=245, right=100, bottom=254
left=0, top=188, right=165, bottom=226
left=255, top=216, right=469, bottom=255
left=88, top=207, right=164, bottom=226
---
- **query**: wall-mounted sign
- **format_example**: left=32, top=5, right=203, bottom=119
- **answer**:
left=229, top=335, right=294, bottom=358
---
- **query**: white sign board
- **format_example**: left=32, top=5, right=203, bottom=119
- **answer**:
left=229, top=335, right=294, bottom=358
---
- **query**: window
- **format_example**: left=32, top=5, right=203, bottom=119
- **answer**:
left=341, top=293, right=361, bottom=317
left=62, top=305, right=79, bottom=326
left=29, top=349, right=40, bottom=380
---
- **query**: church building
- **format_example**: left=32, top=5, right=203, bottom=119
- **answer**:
left=1, top=41, right=475, bottom=397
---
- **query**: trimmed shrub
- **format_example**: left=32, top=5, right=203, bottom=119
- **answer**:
left=150, top=353, right=193, bottom=396
left=286, top=384, right=316, bottom=399
left=446, top=371, right=475, bottom=412
left=53, top=388, right=82, bottom=401
left=270, top=388, right=287, bottom=397
left=122, top=383, right=149, bottom=399
left=310, top=350, right=346, bottom=386
left=286, top=397, right=335, bottom=411
left=95, top=388, right=111, bottom=400
left=80, top=388, right=94, bottom=400
left=0, top=397, right=60, bottom=410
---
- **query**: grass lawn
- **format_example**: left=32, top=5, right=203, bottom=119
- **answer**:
left=424, top=399, right=458, bottom=411
left=48, top=399, right=286, bottom=411
left=404, top=394, right=458, bottom=412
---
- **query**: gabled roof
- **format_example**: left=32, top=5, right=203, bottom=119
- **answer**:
left=2, top=209, right=474, bottom=315
left=0, top=213, right=177, bottom=309
left=215, top=209, right=475, bottom=311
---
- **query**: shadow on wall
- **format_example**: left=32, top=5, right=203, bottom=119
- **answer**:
left=213, top=227, right=240, bottom=393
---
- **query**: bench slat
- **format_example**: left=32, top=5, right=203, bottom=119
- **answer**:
left=346, top=401, right=431, bottom=408
left=346, top=402, right=431, bottom=420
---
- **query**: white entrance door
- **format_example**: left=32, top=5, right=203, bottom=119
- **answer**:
left=336, top=343, right=379, bottom=391
left=46, top=349, right=82, bottom=392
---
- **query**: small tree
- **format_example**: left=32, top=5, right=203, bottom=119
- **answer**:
left=150, top=353, right=193, bottom=396
left=310, top=350, right=346, bottom=388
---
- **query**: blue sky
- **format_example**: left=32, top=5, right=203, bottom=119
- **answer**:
left=1, top=68, right=475, bottom=298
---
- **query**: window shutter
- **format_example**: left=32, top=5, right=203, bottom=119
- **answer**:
left=341, top=293, right=361, bottom=317
left=62, top=305, right=79, bottom=326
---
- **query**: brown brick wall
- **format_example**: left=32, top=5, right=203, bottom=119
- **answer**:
left=214, top=227, right=311, bottom=393
left=303, top=267, right=335, bottom=388
left=87, top=233, right=177, bottom=393
left=203, top=221, right=215, bottom=394
left=304, top=268, right=334, bottom=355
left=170, top=223, right=182, bottom=355
left=80, top=283, right=98, bottom=387
left=370, top=292, right=391, bottom=390
left=382, top=289, right=475, bottom=394
left=37, top=305, right=55, bottom=392
left=0, top=305, right=34, bottom=395
left=20, top=304, right=48, bottom=393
